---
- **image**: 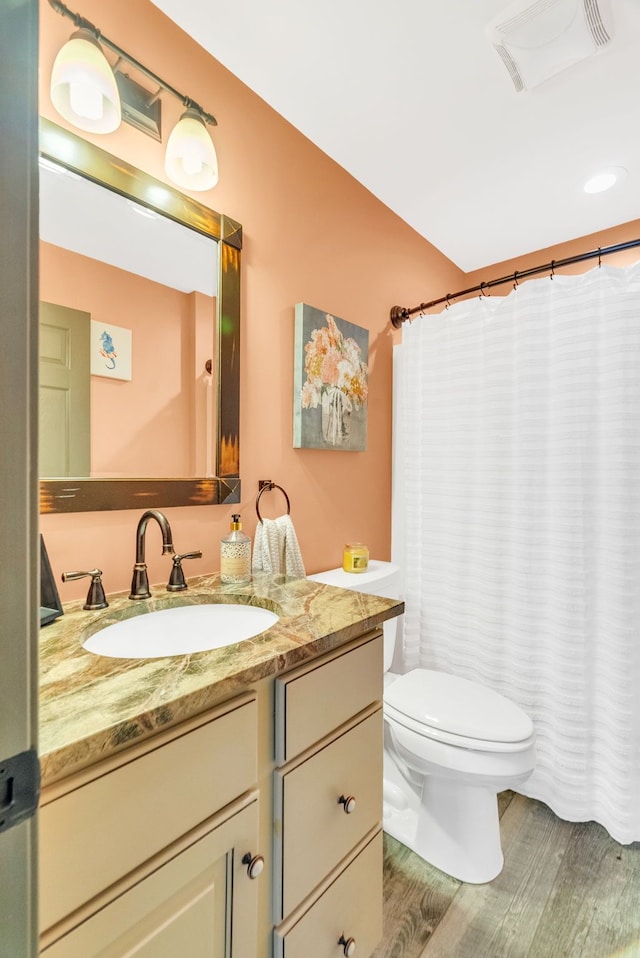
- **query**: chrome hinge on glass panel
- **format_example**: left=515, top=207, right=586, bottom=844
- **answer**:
left=0, top=749, right=40, bottom=834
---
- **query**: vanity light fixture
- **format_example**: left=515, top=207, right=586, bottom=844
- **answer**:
left=164, top=109, right=219, bottom=191
left=48, top=0, right=219, bottom=192
left=50, top=27, right=121, bottom=133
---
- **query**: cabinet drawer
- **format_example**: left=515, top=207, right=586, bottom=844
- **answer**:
left=274, top=708, right=382, bottom=920
left=40, top=694, right=257, bottom=934
left=275, top=631, right=382, bottom=763
left=274, top=829, right=383, bottom=958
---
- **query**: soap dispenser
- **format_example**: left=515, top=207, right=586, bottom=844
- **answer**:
left=220, top=514, right=252, bottom=584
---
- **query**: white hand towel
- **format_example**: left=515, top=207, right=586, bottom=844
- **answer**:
left=252, top=518, right=281, bottom=575
left=252, top=515, right=306, bottom=578
left=275, top=514, right=306, bottom=578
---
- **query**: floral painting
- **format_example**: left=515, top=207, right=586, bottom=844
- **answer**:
left=90, top=320, right=132, bottom=381
left=293, top=303, right=368, bottom=451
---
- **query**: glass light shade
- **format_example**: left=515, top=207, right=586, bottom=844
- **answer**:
left=50, top=29, right=121, bottom=134
left=164, top=110, right=219, bottom=191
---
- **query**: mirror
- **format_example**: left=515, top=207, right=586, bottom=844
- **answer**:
left=39, top=160, right=218, bottom=479
left=38, top=119, right=241, bottom=514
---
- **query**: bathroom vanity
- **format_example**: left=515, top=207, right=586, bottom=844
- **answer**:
left=37, top=573, right=402, bottom=957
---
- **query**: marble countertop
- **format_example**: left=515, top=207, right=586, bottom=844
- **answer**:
left=39, top=572, right=403, bottom=787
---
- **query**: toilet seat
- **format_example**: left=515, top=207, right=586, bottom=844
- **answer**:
left=384, top=669, right=534, bottom=753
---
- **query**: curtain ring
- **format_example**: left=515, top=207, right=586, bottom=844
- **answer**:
left=479, top=282, right=487, bottom=299
left=513, top=271, right=519, bottom=290
left=598, top=248, right=602, bottom=268
left=550, top=260, right=555, bottom=280
left=445, top=294, right=451, bottom=310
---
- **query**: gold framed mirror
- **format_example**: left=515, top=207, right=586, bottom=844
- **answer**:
left=38, top=119, right=241, bottom=514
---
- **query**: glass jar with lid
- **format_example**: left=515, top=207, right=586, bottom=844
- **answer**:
left=343, top=543, right=369, bottom=573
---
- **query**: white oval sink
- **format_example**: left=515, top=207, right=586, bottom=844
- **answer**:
left=83, top=603, right=280, bottom=659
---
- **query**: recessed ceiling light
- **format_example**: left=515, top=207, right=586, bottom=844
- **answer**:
left=583, top=167, right=627, bottom=194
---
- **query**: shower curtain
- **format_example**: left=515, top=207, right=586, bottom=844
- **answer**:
left=394, top=262, right=640, bottom=844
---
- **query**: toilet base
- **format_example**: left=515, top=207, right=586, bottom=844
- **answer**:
left=383, top=777, right=421, bottom=850
left=415, top=777, right=503, bottom=884
left=383, top=755, right=504, bottom=884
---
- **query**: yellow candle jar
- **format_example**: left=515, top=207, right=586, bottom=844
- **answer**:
left=343, top=543, right=369, bottom=573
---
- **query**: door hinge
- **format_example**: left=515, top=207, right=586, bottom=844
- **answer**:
left=0, top=749, right=40, bottom=834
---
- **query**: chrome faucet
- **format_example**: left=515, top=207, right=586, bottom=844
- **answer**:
left=129, top=509, right=175, bottom=600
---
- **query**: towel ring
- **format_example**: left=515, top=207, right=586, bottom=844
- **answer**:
left=256, top=480, right=291, bottom=523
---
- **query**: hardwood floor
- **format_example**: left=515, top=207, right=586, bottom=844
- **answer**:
left=372, top=792, right=640, bottom=958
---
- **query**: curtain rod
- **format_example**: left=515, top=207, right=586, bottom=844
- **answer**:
left=390, top=237, right=640, bottom=329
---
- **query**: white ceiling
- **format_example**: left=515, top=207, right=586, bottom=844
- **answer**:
left=150, top=0, right=640, bottom=272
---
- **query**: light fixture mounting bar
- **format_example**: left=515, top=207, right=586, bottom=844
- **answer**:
left=47, top=0, right=218, bottom=126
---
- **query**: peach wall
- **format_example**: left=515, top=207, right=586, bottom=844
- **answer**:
left=464, top=219, right=640, bottom=293
left=39, top=0, right=464, bottom=599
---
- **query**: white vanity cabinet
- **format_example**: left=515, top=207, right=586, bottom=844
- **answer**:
left=272, top=630, right=384, bottom=958
left=38, top=692, right=261, bottom=956
left=38, top=624, right=390, bottom=957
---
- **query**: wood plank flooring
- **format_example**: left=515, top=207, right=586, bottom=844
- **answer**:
left=371, top=792, right=640, bottom=958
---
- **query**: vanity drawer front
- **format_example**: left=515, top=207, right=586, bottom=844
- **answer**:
left=274, top=829, right=383, bottom=958
left=274, top=708, right=382, bottom=920
left=275, top=631, right=382, bottom=763
left=40, top=694, right=257, bottom=934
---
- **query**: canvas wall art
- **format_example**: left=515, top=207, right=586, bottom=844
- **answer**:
left=90, top=320, right=132, bottom=381
left=293, top=303, right=368, bottom=451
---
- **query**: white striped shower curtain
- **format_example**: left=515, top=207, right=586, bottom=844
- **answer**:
left=393, top=263, right=640, bottom=844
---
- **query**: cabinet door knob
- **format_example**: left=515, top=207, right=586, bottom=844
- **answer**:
left=338, top=934, right=357, bottom=956
left=338, top=794, right=357, bottom=814
left=241, top=852, right=264, bottom=879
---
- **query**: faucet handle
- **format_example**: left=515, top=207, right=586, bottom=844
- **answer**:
left=62, top=569, right=109, bottom=611
left=167, top=551, right=203, bottom=592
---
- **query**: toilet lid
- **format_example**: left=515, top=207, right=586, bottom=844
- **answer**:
left=384, top=670, right=533, bottom=744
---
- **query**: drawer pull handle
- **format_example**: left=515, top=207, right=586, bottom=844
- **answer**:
left=241, top=852, right=265, bottom=880
left=338, top=934, right=357, bottom=956
left=338, top=794, right=357, bottom=814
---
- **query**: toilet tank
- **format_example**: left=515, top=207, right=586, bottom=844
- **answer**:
left=307, top=561, right=400, bottom=671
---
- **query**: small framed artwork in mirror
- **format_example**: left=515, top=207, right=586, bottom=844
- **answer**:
left=40, top=534, right=63, bottom=627
left=90, top=321, right=133, bottom=381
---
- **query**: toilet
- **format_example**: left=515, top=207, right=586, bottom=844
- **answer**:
left=307, top=560, right=536, bottom=884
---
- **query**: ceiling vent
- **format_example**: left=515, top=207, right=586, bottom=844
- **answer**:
left=487, top=0, right=614, bottom=92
